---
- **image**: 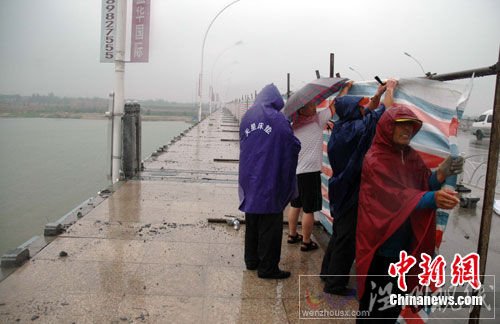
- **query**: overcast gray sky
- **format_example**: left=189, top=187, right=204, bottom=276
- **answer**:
left=0, top=0, right=498, bottom=115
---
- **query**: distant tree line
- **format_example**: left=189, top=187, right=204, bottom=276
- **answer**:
left=0, top=93, right=108, bottom=114
left=0, top=93, right=201, bottom=118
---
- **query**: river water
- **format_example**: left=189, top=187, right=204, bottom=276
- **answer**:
left=0, top=118, right=189, bottom=256
left=1, top=119, right=498, bottom=274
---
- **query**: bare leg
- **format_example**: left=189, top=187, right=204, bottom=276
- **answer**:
left=287, top=206, right=301, bottom=236
left=301, top=212, right=314, bottom=243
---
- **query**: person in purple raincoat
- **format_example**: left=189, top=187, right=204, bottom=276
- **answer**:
left=239, top=83, right=301, bottom=279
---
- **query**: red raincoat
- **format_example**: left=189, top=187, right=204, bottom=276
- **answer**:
left=356, top=107, right=436, bottom=299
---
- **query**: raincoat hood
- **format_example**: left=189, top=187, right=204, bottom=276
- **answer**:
left=334, top=95, right=364, bottom=120
left=238, top=84, right=301, bottom=214
left=254, top=83, right=284, bottom=111
left=327, top=97, right=386, bottom=217
left=372, top=106, right=423, bottom=152
left=356, top=106, right=434, bottom=299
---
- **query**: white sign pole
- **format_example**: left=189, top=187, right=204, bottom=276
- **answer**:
left=111, top=0, right=127, bottom=183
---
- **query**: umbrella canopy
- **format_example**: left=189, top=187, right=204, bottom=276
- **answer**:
left=281, top=77, right=348, bottom=117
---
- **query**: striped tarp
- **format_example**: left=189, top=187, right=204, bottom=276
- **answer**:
left=318, top=78, right=471, bottom=322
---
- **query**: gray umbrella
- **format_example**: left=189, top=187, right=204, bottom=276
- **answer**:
left=281, top=77, right=348, bottom=117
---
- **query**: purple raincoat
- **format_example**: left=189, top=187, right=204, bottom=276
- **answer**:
left=239, top=84, right=301, bottom=214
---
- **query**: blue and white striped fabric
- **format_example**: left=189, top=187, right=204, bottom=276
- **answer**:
left=319, top=77, right=472, bottom=323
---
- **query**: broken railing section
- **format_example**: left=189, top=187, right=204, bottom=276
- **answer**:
left=0, top=237, right=37, bottom=268
left=1, top=102, right=141, bottom=270
left=0, top=185, right=116, bottom=272
left=145, top=125, right=196, bottom=163
left=43, top=191, right=112, bottom=236
left=0, top=105, right=142, bottom=270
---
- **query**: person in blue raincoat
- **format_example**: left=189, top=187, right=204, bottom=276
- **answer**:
left=239, top=83, right=301, bottom=279
left=321, top=79, right=397, bottom=295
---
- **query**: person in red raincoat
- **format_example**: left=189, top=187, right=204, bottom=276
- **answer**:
left=356, top=106, right=463, bottom=322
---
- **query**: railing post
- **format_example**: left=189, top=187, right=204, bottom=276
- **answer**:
left=330, top=53, right=334, bottom=77
left=122, top=102, right=141, bottom=179
left=135, top=102, right=142, bottom=172
left=469, top=46, right=500, bottom=324
left=287, top=73, right=291, bottom=99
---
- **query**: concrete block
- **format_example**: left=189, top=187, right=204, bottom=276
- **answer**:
left=44, top=222, right=63, bottom=236
left=460, top=197, right=480, bottom=209
left=1, top=247, right=30, bottom=267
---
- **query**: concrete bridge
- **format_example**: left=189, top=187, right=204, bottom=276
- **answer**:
left=0, top=109, right=346, bottom=323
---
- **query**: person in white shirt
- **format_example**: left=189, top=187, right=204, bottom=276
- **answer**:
left=287, top=83, right=351, bottom=251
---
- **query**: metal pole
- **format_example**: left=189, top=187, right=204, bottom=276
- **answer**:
left=349, top=66, right=365, bottom=80
left=135, top=102, right=141, bottom=172
left=111, top=0, right=126, bottom=183
left=210, top=40, right=243, bottom=115
left=330, top=53, right=334, bottom=77
left=404, top=52, right=427, bottom=76
left=108, top=92, right=114, bottom=181
left=469, top=47, right=500, bottom=323
left=198, top=0, right=241, bottom=122
left=287, top=73, right=290, bottom=99
left=430, top=63, right=499, bottom=81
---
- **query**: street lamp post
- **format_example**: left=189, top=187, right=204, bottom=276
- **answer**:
left=216, top=61, right=239, bottom=103
left=197, top=0, right=242, bottom=122
left=348, top=66, right=365, bottom=80
left=210, top=40, right=243, bottom=114
left=404, top=52, right=429, bottom=76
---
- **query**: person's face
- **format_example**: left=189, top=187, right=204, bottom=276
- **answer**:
left=392, top=121, right=415, bottom=146
left=299, top=103, right=316, bottom=116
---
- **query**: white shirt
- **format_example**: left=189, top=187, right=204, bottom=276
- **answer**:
left=294, top=108, right=332, bottom=174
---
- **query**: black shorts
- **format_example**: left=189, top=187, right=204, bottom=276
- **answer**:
left=290, top=171, right=322, bottom=213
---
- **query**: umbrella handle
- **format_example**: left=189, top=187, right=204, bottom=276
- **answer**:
left=374, top=76, right=386, bottom=86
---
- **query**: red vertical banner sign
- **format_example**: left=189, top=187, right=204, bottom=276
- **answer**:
left=130, top=0, right=151, bottom=62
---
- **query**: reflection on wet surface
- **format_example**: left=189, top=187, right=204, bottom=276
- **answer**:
left=0, top=111, right=331, bottom=323
left=0, top=112, right=497, bottom=322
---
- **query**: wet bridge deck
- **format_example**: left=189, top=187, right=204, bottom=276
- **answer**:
left=0, top=110, right=351, bottom=323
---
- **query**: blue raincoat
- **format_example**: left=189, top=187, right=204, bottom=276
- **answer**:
left=327, top=95, right=385, bottom=218
left=239, top=84, right=301, bottom=214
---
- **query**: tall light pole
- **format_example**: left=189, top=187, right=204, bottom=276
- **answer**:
left=198, top=0, right=242, bottom=122
left=215, top=61, right=238, bottom=85
left=111, top=0, right=127, bottom=183
left=216, top=60, right=239, bottom=102
left=210, top=40, right=243, bottom=114
left=348, top=66, right=365, bottom=80
left=404, top=52, right=428, bottom=76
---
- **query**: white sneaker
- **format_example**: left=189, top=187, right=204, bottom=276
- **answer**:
left=494, top=200, right=500, bottom=215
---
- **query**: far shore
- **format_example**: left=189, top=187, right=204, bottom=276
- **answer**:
left=0, top=112, right=195, bottom=123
